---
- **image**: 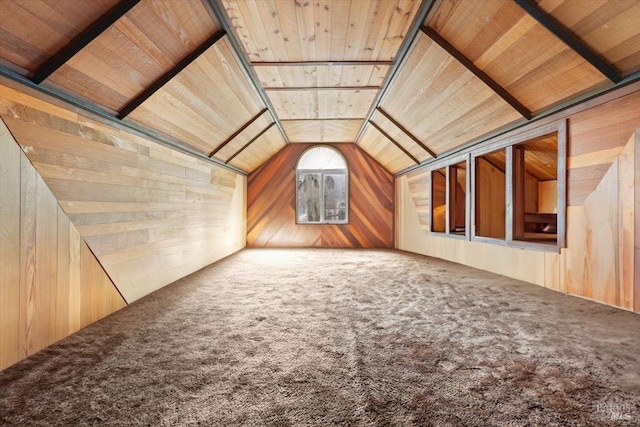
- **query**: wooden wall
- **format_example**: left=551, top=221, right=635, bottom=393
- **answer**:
left=1, top=119, right=126, bottom=371
left=396, top=88, right=640, bottom=312
left=0, top=83, right=247, bottom=303
left=247, top=144, right=393, bottom=248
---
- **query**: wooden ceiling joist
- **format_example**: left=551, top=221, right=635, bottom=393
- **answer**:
left=419, top=25, right=532, bottom=120
left=251, top=61, right=394, bottom=67
left=118, top=30, right=227, bottom=119
left=265, top=86, right=380, bottom=92
left=209, top=108, right=268, bottom=158
left=369, top=121, right=420, bottom=165
left=513, top=0, right=621, bottom=83
left=377, top=108, right=437, bottom=158
left=354, top=0, right=438, bottom=146
left=203, top=0, right=290, bottom=145
left=225, top=122, right=276, bottom=164
left=30, top=0, right=141, bottom=84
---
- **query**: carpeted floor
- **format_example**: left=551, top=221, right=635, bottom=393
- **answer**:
left=1, top=249, right=639, bottom=426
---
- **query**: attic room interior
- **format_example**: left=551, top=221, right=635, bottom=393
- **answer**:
left=0, top=0, right=639, bottom=424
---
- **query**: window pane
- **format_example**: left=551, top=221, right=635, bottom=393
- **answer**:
left=324, top=173, right=347, bottom=222
left=475, top=149, right=506, bottom=239
left=431, top=168, right=446, bottom=232
left=297, top=173, right=321, bottom=222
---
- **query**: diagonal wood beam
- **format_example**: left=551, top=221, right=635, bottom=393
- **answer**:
left=513, top=0, right=621, bottom=83
left=118, top=30, right=226, bottom=119
left=225, top=122, right=276, bottom=164
left=377, top=107, right=437, bottom=158
left=251, top=61, right=394, bottom=67
left=209, top=109, right=268, bottom=157
left=203, top=0, right=291, bottom=145
left=32, top=0, right=141, bottom=84
left=369, top=121, right=420, bottom=165
left=354, top=0, right=438, bottom=146
left=421, top=25, right=532, bottom=120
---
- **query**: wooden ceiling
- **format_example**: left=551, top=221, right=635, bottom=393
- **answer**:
left=0, top=0, right=638, bottom=175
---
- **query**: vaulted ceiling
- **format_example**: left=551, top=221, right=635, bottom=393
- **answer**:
left=1, top=0, right=638, bottom=175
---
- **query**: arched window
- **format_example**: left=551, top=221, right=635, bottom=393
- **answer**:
left=296, top=146, right=348, bottom=224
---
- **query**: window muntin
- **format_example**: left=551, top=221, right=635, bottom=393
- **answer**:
left=296, top=146, right=348, bottom=224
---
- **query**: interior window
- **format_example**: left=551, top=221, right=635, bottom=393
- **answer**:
left=512, top=133, right=558, bottom=244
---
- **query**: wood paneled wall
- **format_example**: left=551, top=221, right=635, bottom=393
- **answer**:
left=248, top=144, right=393, bottom=248
left=0, top=84, right=247, bottom=303
left=1, top=119, right=126, bottom=371
left=396, top=89, right=640, bottom=313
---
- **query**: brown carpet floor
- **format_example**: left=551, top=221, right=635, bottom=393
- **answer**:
left=1, top=248, right=639, bottom=426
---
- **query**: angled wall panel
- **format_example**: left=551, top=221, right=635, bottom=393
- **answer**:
left=0, top=83, right=246, bottom=303
left=1, top=118, right=126, bottom=372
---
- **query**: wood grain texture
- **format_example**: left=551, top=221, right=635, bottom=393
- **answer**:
left=358, top=124, right=417, bottom=174
left=0, top=0, right=118, bottom=74
left=254, top=64, right=390, bottom=88
left=379, top=33, right=522, bottom=156
left=282, top=119, right=362, bottom=143
left=429, top=0, right=609, bottom=113
left=247, top=144, right=393, bottom=248
left=1, top=84, right=247, bottom=304
left=567, top=90, right=640, bottom=206
left=47, top=0, right=218, bottom=113
left=221, top=0, right=421, bottom=62
left=0, top=117, right=126, bottom=372
left=267, top=88, right=378, bottom=119
left=0, top=117, right=21, bottom=369
left=128, top=38, right=273, bottom=165
left=537, top=0, right=640, bottom=77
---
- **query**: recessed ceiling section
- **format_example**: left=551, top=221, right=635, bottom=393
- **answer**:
left=221, top=0, right=422, bottom=62
left=227, top=125, right=286, bottom=172
left=427, top=0, right=610, bottom=114
left=282, top=119, right=362, bottom=143
left=536, top=0, right=640, bottom=77
left=358, top=124, right=417, bottom=173
left=43, top=0, right=219, bottom=114
left=254, top=63, right=391, bottom=88
left=380, top=33, right=522, bottom=156
left=268, top=88, right=378, bottom=120
left=0, top=0, right=119, bottom=74
left=127, top=38, right=266, bottom=156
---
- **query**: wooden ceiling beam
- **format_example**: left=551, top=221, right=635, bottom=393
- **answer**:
left=377, top=107, right=437, bottom=158
left=420, top=25, right=532, bottom=120
left=224, top=123, right=276, bottom=164
left=117, top=30, right=226, bottom=119
left=203, top=0, right=291, bottom=145
left=31, top=0, right=141, bottom=84
left=264, top=86, right=380, bottom=91
left=354, top=0, right=438, bottom=146
left=280, top=118, right=365, bottom=122
left=513, top=0, right=621, bottom=83
left=251, top=61, right=393, bottom=67
left=209, top=108, right=268, bottom=158
left=369, top=121, right=420, bottom=165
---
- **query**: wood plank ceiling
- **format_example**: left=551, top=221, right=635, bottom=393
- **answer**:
left=0, top=0, right=638, bottom=175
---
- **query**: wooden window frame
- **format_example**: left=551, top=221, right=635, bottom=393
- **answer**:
left=428, top=153, right=471, bottom=240
left=470, top=120, right=567, bottom=252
